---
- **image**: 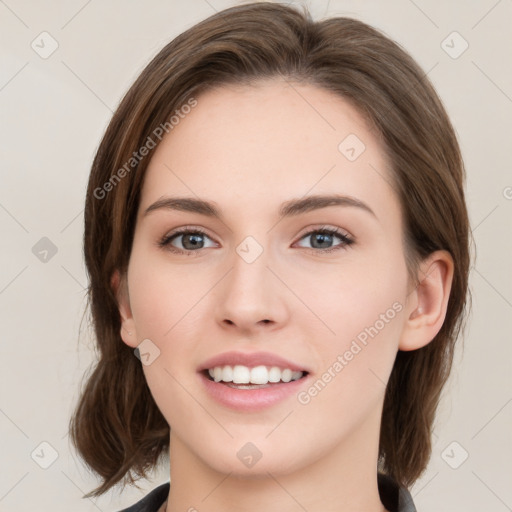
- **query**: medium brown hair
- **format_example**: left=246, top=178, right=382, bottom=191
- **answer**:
left=69, top=1, right=471, bottom=498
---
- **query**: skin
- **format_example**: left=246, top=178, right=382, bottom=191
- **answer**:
left=113, top=79, right=453, bottom=512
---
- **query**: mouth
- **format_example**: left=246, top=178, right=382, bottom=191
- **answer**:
left=197, top=351, right=311, bottom=410
left=201, top=365, right=309, bottom=389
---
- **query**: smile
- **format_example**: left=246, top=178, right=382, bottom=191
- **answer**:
left=206, top=365, right=305, bottom=385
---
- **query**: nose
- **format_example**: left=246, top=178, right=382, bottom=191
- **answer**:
left=215, top=242, right=289, bottom=334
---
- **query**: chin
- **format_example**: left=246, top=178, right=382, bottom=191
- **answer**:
left=206, top=455, right=298, bottom=478
left=194, top=438, right=309, bottom=478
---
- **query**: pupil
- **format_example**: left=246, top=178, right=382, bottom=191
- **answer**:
left=313, top=233, right=331, bottom=249
left=184, top=233, right=203, bottom=249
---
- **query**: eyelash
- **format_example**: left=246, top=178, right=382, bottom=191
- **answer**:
left=157, top=226, right=354, bottom=256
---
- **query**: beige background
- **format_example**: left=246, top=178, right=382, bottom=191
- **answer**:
left=0, top=0, right=511, bottom=510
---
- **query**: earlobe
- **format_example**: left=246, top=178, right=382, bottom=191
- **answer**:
left=399, top=250, right=454, bottom=351
left=111, top=269, right=138, bottom=348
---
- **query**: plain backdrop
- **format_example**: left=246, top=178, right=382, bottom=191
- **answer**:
left=0, top=1, right=511, bottom=511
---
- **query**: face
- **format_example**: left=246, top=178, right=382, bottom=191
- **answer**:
left=117, top=80, right=414, bottom=477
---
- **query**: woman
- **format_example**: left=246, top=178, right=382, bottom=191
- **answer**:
left=69, top=3, right=471, bottom=511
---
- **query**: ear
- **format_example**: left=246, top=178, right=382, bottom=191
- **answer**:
left=111, top=269, right=138, bottom=348
left=399, top=250, right=454, bottom=351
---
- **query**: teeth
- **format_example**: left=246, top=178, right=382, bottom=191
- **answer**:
left=213, top=366, right=223, bottom=382
left=250, top=365, right=268, bottom=385
left=233, top=365, right=250, bottom=384
left=207, top=365, right=304, bottom=384
left=268, top=366, right=281, bottom=383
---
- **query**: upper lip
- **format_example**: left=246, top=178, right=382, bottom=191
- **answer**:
left=198, top=351, right=310, bottom=373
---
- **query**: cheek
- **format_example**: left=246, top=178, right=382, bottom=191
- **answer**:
left=300, top=248, right=408, bottom=337
left=295, top=278, right=406, bottom=435
left=127, top=248, right=207, bottom=340
left=128, top=257, right=204, bottom=426
left=297, top=246, right=408, bottom=389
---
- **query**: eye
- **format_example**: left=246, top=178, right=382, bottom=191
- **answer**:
left=294, top=227, right=354, bottom=253
left=157, top=226, right=354, bottom=256
left=158, top=227, right=217, bottom=255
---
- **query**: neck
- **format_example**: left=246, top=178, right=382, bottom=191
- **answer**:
left=164, top=409, right=388, bottom=512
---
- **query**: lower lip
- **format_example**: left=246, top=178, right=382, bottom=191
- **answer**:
left=199, top=372, right=309, bottom=411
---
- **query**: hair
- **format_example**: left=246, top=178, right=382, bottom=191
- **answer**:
left=69, top=1, right=472, bottom=499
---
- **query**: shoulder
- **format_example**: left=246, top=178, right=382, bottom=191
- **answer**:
left=377, top=473, right=417, bottom=512
left=114, top=477, right=414, bottom=512
left=116, top=482, right=170, bottom=512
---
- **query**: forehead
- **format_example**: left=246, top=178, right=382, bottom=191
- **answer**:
left=139, top=79, right=398, bottom=224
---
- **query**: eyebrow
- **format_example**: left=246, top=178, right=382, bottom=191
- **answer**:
left=143, top=194, right=376, bottom=220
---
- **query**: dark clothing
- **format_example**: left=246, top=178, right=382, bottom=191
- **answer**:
left=117, top=482, right=169, bottom=512
left=117, top=473, right=416, bottom=511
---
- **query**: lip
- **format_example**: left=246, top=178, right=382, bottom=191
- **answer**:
left=198, top=351, right=311, bottom=412
left=198, top=350, right=310, bottom=373
left=198, top=371, right=311, bottom=412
